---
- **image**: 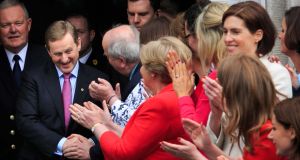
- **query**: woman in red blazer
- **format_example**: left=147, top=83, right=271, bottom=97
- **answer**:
left=70, top=36, right=193, bottom=160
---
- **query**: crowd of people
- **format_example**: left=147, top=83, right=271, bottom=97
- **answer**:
left=0, top=0, right=299, bottom=159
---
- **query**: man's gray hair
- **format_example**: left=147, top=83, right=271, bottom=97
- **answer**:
left=0, top=0, right=30, bottom=19
left=108, top=25, right=140, bottom=63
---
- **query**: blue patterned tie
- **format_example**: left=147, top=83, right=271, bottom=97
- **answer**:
left=13, top=55, right=22, bottom=87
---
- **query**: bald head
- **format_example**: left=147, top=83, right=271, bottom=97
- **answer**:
left=102, top=25, right=140, bottom=76
left=102, top=25, right=139, bottom=52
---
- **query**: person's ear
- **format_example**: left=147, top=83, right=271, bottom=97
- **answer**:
left=27, top=18, right=32, bottom=32
left=289, top=127, right=296, bottom=140
left=77, top=37, right=82, bottom=51
left=151, top=73, right=156, bottom=78
left=45, top=44, right=51, bottom=57
left=89, top=29, right=96, bottom=42
left=254, top=29, right=263, bottom=43
left=119, top=56, right=127, bottom=68
left=156, top=9, right=161, bottom=17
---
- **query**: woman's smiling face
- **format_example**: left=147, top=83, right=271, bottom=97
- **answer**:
left=223, top=16, right=261, bottom=56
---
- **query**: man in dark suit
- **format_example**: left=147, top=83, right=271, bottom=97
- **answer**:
left=66, top=13, right=128, bottom=93
left=16, top=20, right=107, bottom=160
left=0, top=0, right=49, bottom=159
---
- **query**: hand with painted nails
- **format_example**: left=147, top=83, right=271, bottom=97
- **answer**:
left=166, top=50, right=194, bottom=97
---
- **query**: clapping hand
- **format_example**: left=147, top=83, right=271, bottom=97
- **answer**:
left=160, top=137, right=206, bottom=160
left=89, top=78, right=117, bottom=102
left=182, top=118, right=212, bottom=150
left=70, top=101, right=111, bottom=130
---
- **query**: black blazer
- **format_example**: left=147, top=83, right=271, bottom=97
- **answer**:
left=16, top=61, right=108, bottom=160
left=0, top=44, right=49, bottom=160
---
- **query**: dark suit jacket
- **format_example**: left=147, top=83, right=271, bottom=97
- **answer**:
left=0, top=44, right=49, bottom=160
left=85, top=47, right=128, bottom=97
left=16, top=61, right=107, bottom=160
left=121, top=63, right=141, bottom=101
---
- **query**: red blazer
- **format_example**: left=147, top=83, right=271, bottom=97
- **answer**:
left=178, top=70, right=217, bottom=125
left=99, top=84, right=189, bottom=160
left=243, top=120, right=287, bottom=160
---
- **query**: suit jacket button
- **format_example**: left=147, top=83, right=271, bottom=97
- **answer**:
left=10, top=130, right=15, bottom=135
left=10, top=115, right=15, bottom=120
left=11, top=144, right=16, bottom=149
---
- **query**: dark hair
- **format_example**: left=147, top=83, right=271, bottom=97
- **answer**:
left=158, top=0, right=195, bottom=18
left=159, top=0, right=180, bottom=18
left=183, top=1, right=210, bottom=34
left=65, top=13, right=94, bottom=31
left=140, top=16, right=173, bottom=45
left=274, top=97, right=300, bottom=159
left=128, top=0, right=160, bottom=12
left=222, top=1, right=276, bottom=56
left=284, top=6, right=300, bottom=54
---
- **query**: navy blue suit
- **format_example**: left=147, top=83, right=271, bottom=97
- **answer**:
left=0, top=44, right=49, bottom=160
left=16, top=61, right=107, bottom=160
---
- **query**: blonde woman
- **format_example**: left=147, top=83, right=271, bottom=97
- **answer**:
left=167, top=2, right=229, bottom=125
left=70, top=37, right=193, bottom=159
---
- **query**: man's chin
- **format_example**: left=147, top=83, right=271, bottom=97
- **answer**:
left=59, top=67, right=72, bottom=74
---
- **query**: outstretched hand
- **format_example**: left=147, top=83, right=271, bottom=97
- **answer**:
left=70, top=101, right=111, bottom=129
left=89, top=78, right=117, bottom=102
left=160, top=137, right=207, bottom=160
left=182, top=118, right=212, bottom=150
left=285, top=64, right=299, bottom=89
left=268, top=55, right=281, bottom=64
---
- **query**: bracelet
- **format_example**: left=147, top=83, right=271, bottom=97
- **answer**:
left=107, top=94, right=116, bottom=104
left=91, top=123, right=101, bottom=133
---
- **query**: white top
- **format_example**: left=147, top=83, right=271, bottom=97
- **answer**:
left=110, top=80, right=146, bottom=127
left=206, top=113, right=244, bottom=158
left=260, top=55, right=292, bottom=100
left=206, top=55, right=292, bottom=158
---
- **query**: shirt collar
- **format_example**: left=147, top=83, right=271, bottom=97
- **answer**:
left=5, top=43, right=28, bottom=64
left=129, top=64, right=139, bottom=80
left=56, top=61, right=79, bottom=78
left=79, top=48, right=92, bottom=64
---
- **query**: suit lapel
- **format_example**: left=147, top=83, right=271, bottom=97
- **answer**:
left=68, top=64, right=90, bottom=131
left=73, top=64, right=89, bottom=104
left=0, top=47, right=17, bottom=96
left=43, top=62, right=65, bottom=123
left=23, top=43, right=49, bottom=72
